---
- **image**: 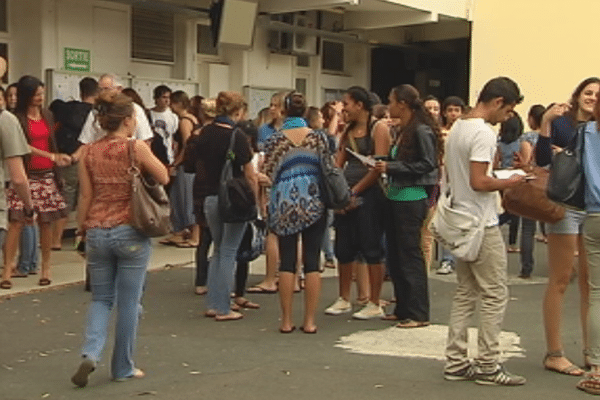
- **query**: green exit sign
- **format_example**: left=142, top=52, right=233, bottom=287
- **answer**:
left=64, top=48, right=91, bottom=72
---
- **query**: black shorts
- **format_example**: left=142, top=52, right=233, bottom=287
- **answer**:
left=334, top=186, right=385, bottom=265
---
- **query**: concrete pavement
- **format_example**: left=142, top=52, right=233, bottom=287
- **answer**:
left=0, top=234, right=591, bottom=400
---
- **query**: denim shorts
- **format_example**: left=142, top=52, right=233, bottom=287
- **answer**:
left=548, top=208, right=585, bottom=235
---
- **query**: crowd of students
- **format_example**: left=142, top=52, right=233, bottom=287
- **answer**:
left=2, top=62, right=600, bottom=394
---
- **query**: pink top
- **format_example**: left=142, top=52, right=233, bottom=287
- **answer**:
left=27, top=119, right=53, bottom=170
left=83, top=137, right=132, bottom=230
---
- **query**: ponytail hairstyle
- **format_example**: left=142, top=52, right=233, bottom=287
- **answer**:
left=283, top=91, right=307, bottom=117
left=171, top=90, right=191, bottom=110
left=94, top=91, right=134, bottom=133
left=390, top=84, right=443, bottom=165
left=215, top=91, right=245, bottom=117
left=340, top=86, right=373, bottom=145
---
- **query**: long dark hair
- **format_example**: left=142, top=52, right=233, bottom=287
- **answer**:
left=391, top=84, right=443, bottom=165
left=340, top=86, right=373, bottom=145
left=15, top=75, right=44, bottom=115
left=499, top=111, right=523, bottom=144
left=567, top=77, right=600, bottom=122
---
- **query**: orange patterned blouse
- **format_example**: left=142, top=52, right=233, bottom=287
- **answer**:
left=82, top=137, right=133, bottom=230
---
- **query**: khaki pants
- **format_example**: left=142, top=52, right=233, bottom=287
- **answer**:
left=585, top=214, right=600, bottom=364
left=445, top=226, right=508, bottom=373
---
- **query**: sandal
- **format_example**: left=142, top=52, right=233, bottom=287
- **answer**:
left=38, top=278, right=52, bottom=286
left=0, top=280, right=12, bottom=289
left=234, top=298, right=260, bottom=309
left=115, top=368, right=145, bottom=382
left=175, top=241, right=198, bottom=248
left=194, top=286, right=207, bottom=295
left=395, top=319, right=430, bottom=329
left=215, top=311, right=243, bottom=321
left=71, top=358, right=96, bottom=388
left=578, top=372, right=600, bottom=395
left=11, top=272, right=28, bottom=278
left=246, top=285, right=277, bottom=294
left=544, top=351, right=584, bottom=376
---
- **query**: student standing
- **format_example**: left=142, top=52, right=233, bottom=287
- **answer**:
left=443, top=77, right=526, bottom=386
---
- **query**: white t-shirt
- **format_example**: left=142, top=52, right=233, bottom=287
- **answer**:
left=78, top=102, right=153, bottom=144
left=444, top=118, right=499, bottom=227
left=149, top=108, right=179, bottom=164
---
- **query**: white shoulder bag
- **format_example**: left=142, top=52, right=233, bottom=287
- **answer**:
left=429, top=176, right=494, bottom=262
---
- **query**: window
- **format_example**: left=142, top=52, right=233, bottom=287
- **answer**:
left=296, top=55, right=309, bottom=67
left=197, top=24, right=218, bottom=56
left=321, top=40, right=344, bottom=73
left=0, top=0, right=6, bottom=33
left=131, top=7, right=174, bottom=62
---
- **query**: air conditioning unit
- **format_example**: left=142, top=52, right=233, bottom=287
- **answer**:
left=292, top=13, right=318, bottom=55
left=268, top=12, right=318, bottom=56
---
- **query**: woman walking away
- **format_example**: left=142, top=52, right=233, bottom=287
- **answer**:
left=263, top=92, right=328, bottom=333
left=71, top=92, right=168, bottom=387
left=188, top=91, right=258, bottom=321
left=374, top=84, right=440, bottom=328
left=536, top=77, right=599, bottom=376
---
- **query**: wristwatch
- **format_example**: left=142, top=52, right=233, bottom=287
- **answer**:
left=23, top=207, right=34, bottom=218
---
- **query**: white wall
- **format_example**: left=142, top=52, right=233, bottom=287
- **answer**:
left=9, top=0, right=372, bottom=108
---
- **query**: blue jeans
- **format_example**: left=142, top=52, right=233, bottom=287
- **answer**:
left=17, top=225, right=39, bottom=274
left=170, top=166, right=195, bottom=232
left=204, top=195, right=247, bottom=315
left=81, top=225, right=151, bottom=379
left=321, top=210, right=334, bottom=261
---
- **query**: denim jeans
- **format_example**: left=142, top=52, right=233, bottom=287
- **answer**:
left=17, top=225, right=39, bottom=274
left=321, top=210, right=334, bottom=261
left=204, top=196, right=247, bottom=315
left=81, top=225, right=151, bottom=379
left=170, top=166, right=195, bottom=232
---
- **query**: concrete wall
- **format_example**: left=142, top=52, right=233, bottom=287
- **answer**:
left=470, top=0, right=600, bottom=116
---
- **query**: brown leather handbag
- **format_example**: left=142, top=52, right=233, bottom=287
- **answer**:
left=128, top=140, right=172, bottom=237
left=502, top=166, right=565, bottom=223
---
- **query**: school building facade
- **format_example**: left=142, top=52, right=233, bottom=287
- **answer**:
left=0, top=0, right=597, bottom=115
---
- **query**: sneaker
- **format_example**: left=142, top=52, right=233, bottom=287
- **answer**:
left=352, top=302, right=385, bottom=320
left=325, top=298, right=352, bottom=315
left=444, top=364, right=477, bottom=381
left=475, top=365, right=526, bottom=386
left=436, top=260, right=454, bottom=275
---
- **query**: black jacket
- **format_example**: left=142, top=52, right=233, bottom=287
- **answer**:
left=386, top=123, right=438, bottom=190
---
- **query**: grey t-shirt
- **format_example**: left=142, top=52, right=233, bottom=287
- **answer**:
left=0, top=111, right=31, bottom=229
left=344, top=135, right=371, bottom=187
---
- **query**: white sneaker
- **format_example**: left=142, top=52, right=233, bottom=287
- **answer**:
left=436, top=260, right=453, bottom=275
left=352, top=302, right=385, bottom=320
left=325, top=298, right=352, bottom=315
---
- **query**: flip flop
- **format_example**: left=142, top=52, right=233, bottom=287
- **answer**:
left=381, top=314, right=399, bottom=321
left=300, top=326, right=317, bottom=334
left=176, top=241, right=198, bottom=248
left=11, top=272, right=28, bottom=278
left=234, top=299, right=260, bottom=309
left=395, top=320, right=430, bottom=329
left=246, top=286, right=277, bottom=294
left=279, top=326, right=296, bottom=334
left=38, top=278, right=52, bottom=286
left=0, top=280, right=12, bottom=289
left=215, top=311, right=244, bottom=321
